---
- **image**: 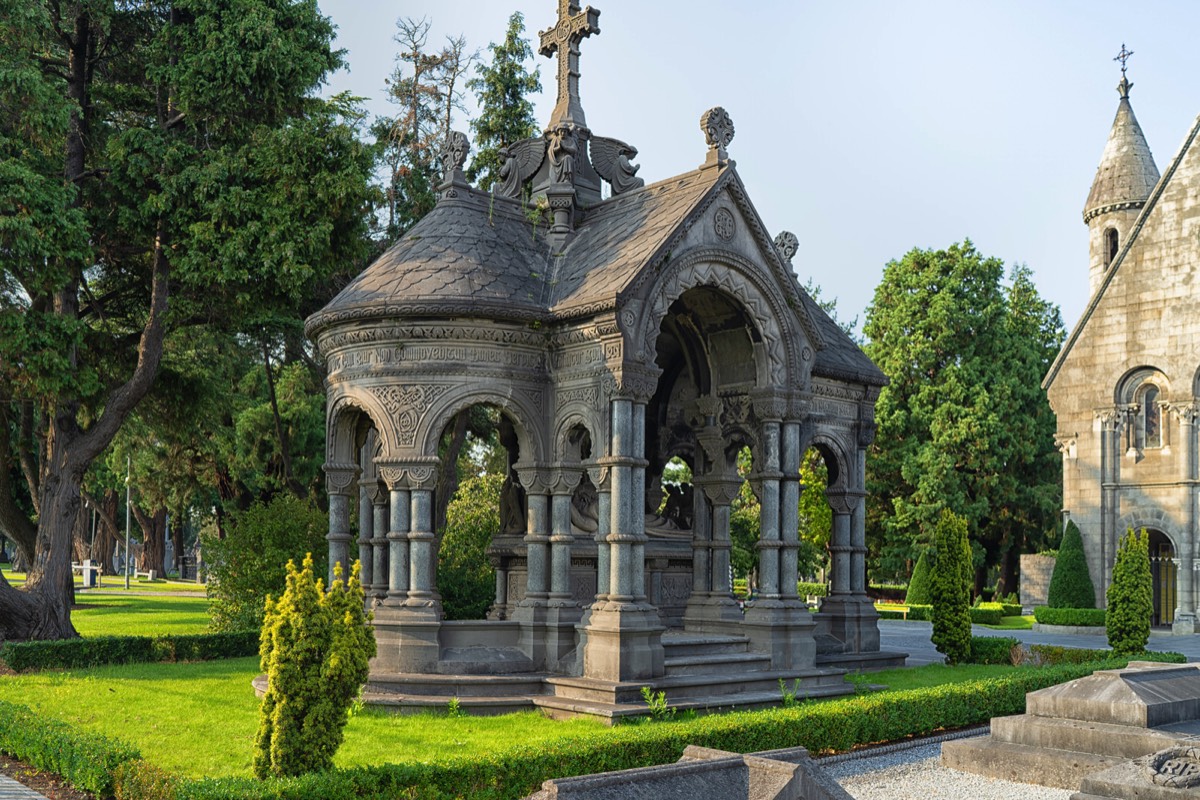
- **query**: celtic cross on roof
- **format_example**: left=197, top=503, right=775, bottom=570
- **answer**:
left=1113, top=43, right=1134, bottom=99
left=1114, top=43, right=1134, bottom=75
left=539, top=0, right=601, bottom=129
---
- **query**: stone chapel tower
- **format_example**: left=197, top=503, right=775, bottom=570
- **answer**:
left=1082, top=70, right=1159, bottom=297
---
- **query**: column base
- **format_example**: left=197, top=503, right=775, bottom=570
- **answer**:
left=578, top=605, right=666, bottom=682
left=742, top=600, right=816, bottom=670
left=371, top=605, right=442, bottom=673
left=682, top=594, right=744, bottom=636
left=816, top=594, right=880, bottom=654
left=1172, top=614, right=1196, bottom=635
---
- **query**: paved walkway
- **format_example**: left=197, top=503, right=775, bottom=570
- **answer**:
left=879, top=619, right=1200, bottom=665
left=0, top=774, right=48, bottom=800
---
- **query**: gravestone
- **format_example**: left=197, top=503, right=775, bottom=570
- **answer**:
left=523, top=744, right=853, bottom=800
left=942, top=662, right=1200, bottom=790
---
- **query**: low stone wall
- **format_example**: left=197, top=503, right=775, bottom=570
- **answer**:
left=1020, top=555, right=1056, bottom=608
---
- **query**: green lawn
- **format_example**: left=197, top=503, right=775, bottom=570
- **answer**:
left=857, top=662, right=1021, bottom=692
left=978, top=615, right=1035, bottom=631
left=2, top=563, right=204, bottom=593
left=0, top=657, right=605, bottom=779
left=72, top=594, right=212, bottom=637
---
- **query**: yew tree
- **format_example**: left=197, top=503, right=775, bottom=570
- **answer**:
left=0, top=0, right=372, bottom=639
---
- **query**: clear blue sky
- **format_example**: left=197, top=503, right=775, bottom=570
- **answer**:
left=317, top=0, right=1200, bottom=335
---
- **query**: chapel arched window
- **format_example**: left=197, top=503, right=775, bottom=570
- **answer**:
left=1105, top=228, right=1119, bottom=268
left=1140, top=385, right=1161, bottom=449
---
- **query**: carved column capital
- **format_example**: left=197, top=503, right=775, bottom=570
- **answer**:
left=584, top=461, right=611, bottom=491
left=1175, top=403, right=1200, bottom=424
left=514, top=463, right=553, bottom=494
left=696, top=477, right=741, bottom=506
left=825, top=489, right=865, bottom=515
left=374, top=457, right=440, bottom=491
left=323, top=462, right=360, bottom=495
left=751, top=391, right=787, bottom=423
left=602, top=366, right=661, bottom=403
left=548, top=467, right=583, bottom=495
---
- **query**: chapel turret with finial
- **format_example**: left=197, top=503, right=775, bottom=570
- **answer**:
left=1083, top=44, right=1160, bottom=296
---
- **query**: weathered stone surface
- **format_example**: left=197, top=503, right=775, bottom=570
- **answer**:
left=1073, top=747, right=1200, bottom=800
left=1026, top=663, right=1200, bottom=728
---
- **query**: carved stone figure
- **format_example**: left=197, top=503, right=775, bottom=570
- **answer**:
left=591, top=136, right=645, bottom=195
left=496, top=137, right=548, bottom=199
left=548, top=124, right=578, bottom=185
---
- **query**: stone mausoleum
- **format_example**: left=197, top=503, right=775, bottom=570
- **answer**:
left=1045, top=51, right=1200, bottom=634
left=305, top=1, right=897, bottom=719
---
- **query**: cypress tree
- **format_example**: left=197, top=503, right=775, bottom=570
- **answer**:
left=930, top=510, right=973, bottom=664
left=905, top=551, right=933, bottom=605
left=1106, top=528, right=1153, bottom=655
left=1047, top=520, right=1096, bottom=609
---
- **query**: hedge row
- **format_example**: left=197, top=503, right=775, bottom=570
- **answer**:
left=1026, top=645, right=1183, bottom=666
left=967, top=636, right=1020, bottom=665
left=797, top=582, right=828, bottom=597
left=1032, top=607, right=1107, bottom=627
left=0, top=659, right=1163, bottom=800
left=0, top=631, right=258, bottom=673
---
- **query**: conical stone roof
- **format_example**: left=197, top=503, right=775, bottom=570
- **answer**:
left=1084, top=77, right=1159, bottom=223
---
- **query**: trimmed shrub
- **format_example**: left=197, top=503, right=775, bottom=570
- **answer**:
left=1025, top=644, right=1183, bottom=666
left=0, top=631, right=258, bottom=672
left=797, top=581, right=828, bottom=597
left=1000, top=603, right=1023, bottom=617
left=1033, top=607, right=1107, bottom=627
left=968, top=604, right=1004, bottom=625
left=1107, top=528, right=1153, bottom=654
left=254, top=555, right=376, bottom=778
left=203, top=495, right=328, bottom=632
left=930, top=511, right=973, bottom=664
left=969, top=636, right=1019, bottom=665
left=1047, top=520, right=1096, bottom=609
left=905, top=551, right=932, bottom=605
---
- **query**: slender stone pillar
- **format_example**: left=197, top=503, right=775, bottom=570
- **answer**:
left=489, top=559, right=508, bottom=620
left=631, top=401, right=649, bottom=602
left=700, top=477, right=741, bottom=605
left=1176, top=405, right=1198, bottom=632
left=608, top=399, right=636, bottom=603
left=379, top=466, right=410, bottom=606
left=691, top=483, right=712, bottom=596
left=780, top=421, right=802, bottom=602
left=371, top=487, right=389, bottom=600
left=756, top=420, right=783, bottom=599
left=323, top=462, right=359, bottom=586
left=515, top=466, right=551, bottom=605
left=587, top=465, right=613, bottom=608
left=358, top=484, right=374, bottom=588
left=549, top=469, right=582, bottom=605
left=405, top=465, right=440, bottom=611
left=827, top=495, right=853, bottom=597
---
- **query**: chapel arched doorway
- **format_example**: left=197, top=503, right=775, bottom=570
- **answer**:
left=1147, top=529, right=1177, bottom=627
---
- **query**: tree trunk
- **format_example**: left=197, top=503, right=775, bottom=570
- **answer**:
left=262, top=341, right=305, bottom=499
left=434, top=410, right=470, bottom=535
left=133, top=504, right=167, bottom=577
left=171, top=506, right=185, bottom=573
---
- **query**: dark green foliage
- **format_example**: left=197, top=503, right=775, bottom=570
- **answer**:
left=0, top=700, right=139, bottom=795
left=1107, top=528, right=1153, bottom=654
left=1025, top=645, right=1182, bottom=666
left=0, top=631, right=257, bottom=672
left=905, top=551, right=932, bottom=605
left=439, top=474, right=502, bottom=620
left=1033, top=607, right=1107, bottom=627
left=467, top=12, right=541, bottom=190
left=999, top=603, right=1023, bottom=617
left=254, top=556, right=376, bottom=778
left=797, top=581, right=828, bottom=597
left=930, top=510, right=973, bottom=664
left=968, top=604, right=1005, bottom=625
left=202, top=495, right=328, bottom=632
left=864, top=246, right=1064, bottom=586
left=968, top=636, right=1020, bottom=665
left=868, top=584, right=908, bottom=603
left=1047, top=521, right=1096, bottom=609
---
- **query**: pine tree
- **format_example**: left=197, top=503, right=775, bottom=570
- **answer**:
left=1107, top=528, right=1152, bottom=655
left=466, top=12, right=541, bottom=190
left=254, top=555, right=375, bottom=778
left=905, top=551, right=932, bottom=605
left=930, top=510, right=973, bottom=664
left=1047, top=520, right=1096, bottom=609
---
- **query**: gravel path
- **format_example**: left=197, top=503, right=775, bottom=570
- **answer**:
left=823, top=739, right=1073, bottom=800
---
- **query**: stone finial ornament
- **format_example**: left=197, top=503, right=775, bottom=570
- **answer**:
left=591, top=136, right=644, bottom=195
left=440, top=131, right=470, bottom=181
left=540, top=0, right=601, bottom=129
left=701, top=106, right=734, bottom=155
left=773, top=231, right=799, bottom=264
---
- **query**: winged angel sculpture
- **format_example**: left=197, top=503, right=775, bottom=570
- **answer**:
left=590, top=136, right=645, bottom=195
left=496, top=137, right=547, bottom=199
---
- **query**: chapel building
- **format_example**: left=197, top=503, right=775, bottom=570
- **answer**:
left=1044, top=58, right=1200, bottom=634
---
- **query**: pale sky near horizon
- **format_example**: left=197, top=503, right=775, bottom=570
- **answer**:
left=316, top=0, right=1200, bottom=337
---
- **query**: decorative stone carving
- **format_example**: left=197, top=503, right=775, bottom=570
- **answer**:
left=713, top=207, right=736, bottom=241
left=440, top=131, right=470, bottom=180
left=538, top=0, right=601, bottom=128
left=773, top=231, right=799, bottom=264
left=548, top=123, right=579, bottom=185
left=1148, top=746, right=1200, bottom=788
left=375, top=460, right=440, bottom=491
left=369, top=385, right=451, bottom=447
left=323, top=462, right=360, bottom=494
left=496, top=137, right=547, bottom=199
left=701, top=106, right=735, bottom=152
left=591, top=136, right=644, bottom=194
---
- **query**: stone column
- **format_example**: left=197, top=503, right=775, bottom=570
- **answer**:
left=826, top=493, right=853, bottom=597
left=587, top=465, right=613, bottom=608
left=404, top=464, right=441, bottom=613
left=607, top=398, right=636, bottom=603
left=1176, top=404, right=1198, bottom=632
left=548, top=469, right=582, bottom=605
left=515, top=465, right=551, bottom=606
left=755, top=420, right=783, bottom=600
left=489, top=557, right=508, bottom=620
left=1099, top=410, right=1123, bottom=599
left=631, top=401, right=650, bottom=602
left=370, top=487, right=390, bottom=601
left=780, top=421, right=802, bottom=604
left=323, top=462, right=359, bottom=586
left=378, top=465, right=410, bottom=607
left=357, top=483, right=374, bottom=588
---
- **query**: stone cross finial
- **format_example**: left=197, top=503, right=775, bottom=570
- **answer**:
left=539, top=0, right=601, bottom=129
left=1114, top=42, right=1134, bottom=75
left=440, top=131, right=470, bottom=180
left=1113, top=43, right=1134, bottom=99
left=701, top=106, right=734, bottom=167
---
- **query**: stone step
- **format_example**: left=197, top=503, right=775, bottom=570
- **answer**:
left=661, top=633, right=751, bottom=658
left=990, top=714, right=1187, bottom=760
left=368, top=671, right=550, bottom=698
left=940, top=737, right=1127, bottom=791
left=533, top=685, right=855, bottom=724
left=816, top=650, right=908, bottom=672
left=546, top=668, right=850, bottom=705
left=664, top=651, right=774, bottom=676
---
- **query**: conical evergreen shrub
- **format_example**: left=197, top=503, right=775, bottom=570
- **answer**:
left=1047, top=520, right=1096, bottom=609
left=1107, top=528, right=1152, bottom=655
left=930, top=510, right=973, bottom=665
left=905, top=551, right=933, bottom=605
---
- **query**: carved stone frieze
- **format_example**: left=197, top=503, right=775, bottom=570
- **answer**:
left=720, top=393, right=751, bottom=427
left=328, top=343, right=546, bottom=378
left=369, top=385, right=451, bottom=448
left=321, top=324, right=547, bottom=352
left=557, top=386, right=600, bottom=407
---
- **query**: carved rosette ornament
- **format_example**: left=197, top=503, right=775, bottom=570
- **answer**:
left=713, top=208, right=736, bottom=241
left=1147, top=746, right=1200, bottom=788
left=701, top=106, right=734, bottom=166
left=773, top=231, right=799, bottom=264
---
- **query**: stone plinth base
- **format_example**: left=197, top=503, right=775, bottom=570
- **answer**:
left=577, top=603, right=665, bottom=682
left=814, top=595, right=880, bottom=654
left=742, top=600, right=817, bottom=670
left=371, top=605, right=441, bottom=673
